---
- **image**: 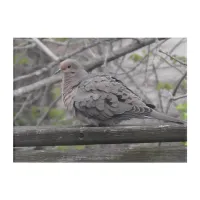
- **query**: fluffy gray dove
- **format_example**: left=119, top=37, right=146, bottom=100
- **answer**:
left=55, top=59, right=185, bottom=126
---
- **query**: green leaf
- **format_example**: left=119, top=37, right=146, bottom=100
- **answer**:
left=182, top=142, right=187, bottom=146
left=171, top=55, right=187, bottom=64
left=19, top=57, right=29, bottom=64
left=129, top=53, right=143, bottom=62
left=180, top=112, right=187, bottom=120
left=141, top=49, right=152, bottom=57
left=56, top=146, right=69, bottom=151
left=74, top=145, right=85, bottom=150
left=14, top=54, right=29, bottom=65
left=31, top=106, right=40, bottom=120
left=52, top=119, right=73, bottom=126
left=181, top=80, right=187, bottom=89
left=156, top=82, right=173, bottom=90
left=176, top=103, right=187, bottom=113
left=149, top=52, right=153, bottom=56
left=51, top=87, right=61, bottom=100
left=176, top=103, right=187, bottom=121
left=15, top=118, right=27, bottom=126
left=48, top=108, right=65, bottom=119
left=183, top=112, right=187, bottom=120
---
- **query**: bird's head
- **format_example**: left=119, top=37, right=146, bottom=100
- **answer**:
left=54, top=59, right=85, bottom=75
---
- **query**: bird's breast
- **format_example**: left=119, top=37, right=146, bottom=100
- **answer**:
left=62, top=87, right=78, bottom=115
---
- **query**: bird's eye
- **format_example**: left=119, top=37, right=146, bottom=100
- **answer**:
left=68, top=65, right=71, bottom=68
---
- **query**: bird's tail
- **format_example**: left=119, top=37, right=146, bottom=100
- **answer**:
left=150, top=110, right=186, bottom=124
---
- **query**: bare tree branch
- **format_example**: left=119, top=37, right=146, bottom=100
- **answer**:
left=113, top=55, right=126, bottom=76
left=14, top=38, right=166, bottom=97
left=172, top=94, right=187, bottom=101
left=156, top=54, right=184, bottom=74
left=172, top=71, right=187, bottom=96
left=116, top=38, right=169, bottom=76
left=84, top=39, right=99, bottom=58
left=14, top=93, right=33, bottom=122
left=14, top=75, right=61, bottom=97
left=102, top=45, right=109, bottom=68
left=14, top=39, right=118, bottom=83
left=29, top=89, right=43, bottom=104
left=32, top=38, right=59, bottom=61
left=152, top=64, right=164, bottom=112
left=159, top=49, right=187, bottom=66
left=155, top=38, right=186, bottom=70
left=14, top=62, right=56, bottom=82
left=36, top=95, right=62, bottom=126
left=144, top=44, right=151, bottom=83
left=86, top=38, right=167, bottom=71
left=42, top=38, right=69, bottom=46
left=165, top=71, right=187, bottom=113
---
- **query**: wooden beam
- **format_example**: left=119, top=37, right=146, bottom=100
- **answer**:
left=13, top=142, right=187, bottom=162
left=14, top=125, right=187, bottom=147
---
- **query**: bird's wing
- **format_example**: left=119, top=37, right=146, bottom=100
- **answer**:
left=73, top=74, right=152, bottom=121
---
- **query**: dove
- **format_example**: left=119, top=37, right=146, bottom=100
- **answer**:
left=54, top=59, right=185, bottom=126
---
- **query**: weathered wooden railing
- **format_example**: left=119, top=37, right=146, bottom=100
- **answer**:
left=13, top=125, right=187, bottom=162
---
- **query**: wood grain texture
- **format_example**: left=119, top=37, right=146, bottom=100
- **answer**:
left=14, top=125, right=187, bottom=147
left=13, top=142, right=187, bottom=162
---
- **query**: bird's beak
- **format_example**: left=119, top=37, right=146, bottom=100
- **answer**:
left=54, top=69, right=61, bottom=75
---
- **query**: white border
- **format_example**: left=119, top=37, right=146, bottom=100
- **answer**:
left=1, top=0, right=199, bottom=200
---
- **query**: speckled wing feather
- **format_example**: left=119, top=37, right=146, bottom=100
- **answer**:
left=73, top=74, right=152, bottom=124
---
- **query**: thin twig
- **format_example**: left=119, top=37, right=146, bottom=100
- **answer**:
left=14, top=38, right=164, bottom=97
left=159, top=49, right=187, bottom=66
left=29, top=89, right=43, bottom=104
left=84, top=39, right=99, bottom=58
left=144, top=44, right=151, bottom=83
left=102, top=45, right=109, bottom=68
left=116, top=38, right=169, bottom=76
left=132, top=65, right=183, bottom=77
left=172, top=72, right=187, bottom=96
left=114, top=55, right=126, bottom=76
left=155, top=38, right=186, bottom=70
left=36, top=95, right=62, bottom=126
left=14, top=62, right=56, bottom=82
left=39, top=84, right=52, bottom=111
left=152, top=64, right=164, bottom=112
left=172, top=94, right=187, bottom=101
left=86, top=38, right=167, bottom=72
left=14, top=39, right=118, bottom=83
left=165, top=71, right=187, bottom=113
left=14, top=93, right=33, bottom=122
left=156, top=53, right=184, bottom=74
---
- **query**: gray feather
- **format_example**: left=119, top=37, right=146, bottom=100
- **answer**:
left=59, top=59, right=185, bottom=126
left=150, top=110, right=185, bottom=124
